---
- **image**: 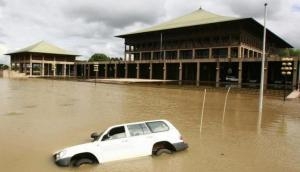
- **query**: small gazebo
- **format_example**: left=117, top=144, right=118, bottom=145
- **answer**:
left=6, top=41, right=79, bottom=77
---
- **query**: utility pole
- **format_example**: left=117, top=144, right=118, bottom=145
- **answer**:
left=259, top=3, right=267, bottom=114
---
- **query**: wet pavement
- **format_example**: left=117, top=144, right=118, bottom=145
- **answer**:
left=0, top=78, right=299, bottom=172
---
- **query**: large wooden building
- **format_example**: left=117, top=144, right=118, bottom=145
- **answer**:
left=6, top=41, right=78, bottom=77
left=76, top=9, right=299, bottom=89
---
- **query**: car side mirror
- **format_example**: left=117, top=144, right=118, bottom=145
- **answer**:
left=91, top=132, right=100, bottom=141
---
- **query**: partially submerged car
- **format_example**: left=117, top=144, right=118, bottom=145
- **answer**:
left=53, top=119, right=188, bottom=167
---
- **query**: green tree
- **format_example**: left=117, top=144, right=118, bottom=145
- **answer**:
left=289, top=49, right=300, bottom=56
left=279, top=48, right=300, bottom=57
left=0, top=64, right=9, bottom=70
left=88, top=53, right=110, bottom=62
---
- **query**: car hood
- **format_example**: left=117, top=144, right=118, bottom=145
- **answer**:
left=54, top=142, right=96, bottom=156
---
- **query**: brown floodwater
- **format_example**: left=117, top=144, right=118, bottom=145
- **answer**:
left=0, top=78, right=299, bottom=172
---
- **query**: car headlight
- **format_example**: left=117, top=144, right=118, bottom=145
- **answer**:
left=56, top=150, right=67, bottom=160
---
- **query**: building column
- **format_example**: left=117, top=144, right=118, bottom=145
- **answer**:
left=209, top=48, right=212, bottom=59
left=53, top=56, right=56, bottom=77
left=238, top=61, right=243, bottom=85
left=68, top=64, right=71, bottom=77
left=63, top=64, right=67, bottom=77
left=228, top=47, right=231, bottom=58
left=163, top=62, right=167, bottom=80
left=149, top=63, right=152, bottom=79
left=136, top=63, right=140, bottom=79
left=41, top=56, right=45, bottom=77
left=264, top=61, right=268, bottom=89
left=125, top=63, right=128, bottom=78
left=104, top=64, right=107, bottom=78
left=151, top=51, right=154, bottom=60
left=29, top=54, right=32, bottom=76
left=292, top=60, right=298, bottom=88
left=192, top=49, right=195, bottom=59
left=74, top=64, right=77, bottom=77
left=238, top=46, right=242, bottom=58
left=177, top=50, right=180, bottom=60
left=216, top=61, right=220, bottom=87
left=83, top=64, right=86, bottom=78
left=53, top=64, right=56, bottom=77
left=196, top=62, right=200, bottom=86
left=139, top=52, right=142, bottom=61
left=114, top=63, right=118, bottom=78
left=87, top=64, right=90, bottom=79
left=179, top=62, right=182, bottom=85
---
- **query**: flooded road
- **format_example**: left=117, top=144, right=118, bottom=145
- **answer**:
left=0, top=78, right=299, bottom=172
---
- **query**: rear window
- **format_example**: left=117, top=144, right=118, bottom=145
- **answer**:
left=146, top=121, right=169, bottom=133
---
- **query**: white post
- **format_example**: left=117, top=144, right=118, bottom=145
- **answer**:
left=259, top=3, right=267, bottom=114
left=222, top=87, right=231, bottom=123
left=200, top=89, right=207, bottom=134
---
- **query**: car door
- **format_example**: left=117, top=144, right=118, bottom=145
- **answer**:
left=97, top=126, right=131, bottom=162
left=126, top=123, right=154, bottom=157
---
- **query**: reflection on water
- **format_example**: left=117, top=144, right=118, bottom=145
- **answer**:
left=0, top=78, right=299, bottom=172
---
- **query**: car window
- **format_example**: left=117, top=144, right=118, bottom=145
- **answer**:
left=101, top=126, right=126, bottom=141
left=146, top=121, right=169, bottom=133
left=127, top=123, right=151, bottom=136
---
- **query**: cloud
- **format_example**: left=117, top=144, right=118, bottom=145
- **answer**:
left=0, top=0, right=299, bottom=62
left=0, top=44, right=9, bottom=64
left=62, top=0, right=165, bottom=28
left=0, top=0, right=5, bottom=6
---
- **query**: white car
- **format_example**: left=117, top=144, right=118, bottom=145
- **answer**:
left=226, top=76, right=238, bottom=82
left=53, top=119, right=188, bottom=167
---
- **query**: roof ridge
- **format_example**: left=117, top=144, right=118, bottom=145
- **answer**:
left=5, top=41, right=79, bottom=56
left=117, top=9, right=238, bottom=37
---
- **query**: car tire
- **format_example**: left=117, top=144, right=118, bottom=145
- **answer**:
left=156, top=148, right=172, bottom=156
left=73, top=158, right=93, bottom=167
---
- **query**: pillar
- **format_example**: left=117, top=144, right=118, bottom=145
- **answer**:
left=228, top=47, right=231, bottom=58
left=104, top=64, right=107, bottom=78
left=179, top=63, right=182, bottom=85
left=263, top=61, right=268, bottom=89
left=87, top=64, right=90, bottom=79
left=196, top=62, right=200, bottom=86
left=163, top=63, right=167, bottom=80
left=292, top=60, right=298, bottom=88
left=149, top=63, right=152, bottom=79
left=63, top=64, right=67, bottom=77
left=53, top=56, right=56, bottom=77
left=114, top=63, right=118, bottom=78
left=29, top=54, right=32, bottom=76
left=136, top=63, right=140, bottom=79
left=125, top=63, right=128, bottom=78
left=209, top=48, right=212, bottom=59
left=74, top=64, right=77, bottom=77
left=216, top=62, right=220, bottom=87
left=151, top=51, right=154, bottom=60
left=177, top=50, right=180, bottom=60
left=238, top=61, right=243, bottom=85
left=238, top=47, right=242, bottom=58
left=83, top=64, right=86, bottom=78
left=192, top=49, right=195, bottom=59
left=42, top=56, right=45, bottom=77
left=139, top=52, right=142, bottom=61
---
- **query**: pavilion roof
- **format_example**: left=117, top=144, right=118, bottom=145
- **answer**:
left=6, top=41, right=79, bottom=56
left=117, top=9, right=238, bottom=37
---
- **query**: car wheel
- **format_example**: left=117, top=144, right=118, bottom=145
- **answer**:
left=156, top=148, right=172, bottom=156
left=73, top=158, right=93, bottom=167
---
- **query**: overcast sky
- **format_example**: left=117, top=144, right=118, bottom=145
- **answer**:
left=0, top=0, right=300, bottom=64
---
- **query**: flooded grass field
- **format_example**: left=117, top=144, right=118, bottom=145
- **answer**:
left=0, top=78, right=299, bottom=172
